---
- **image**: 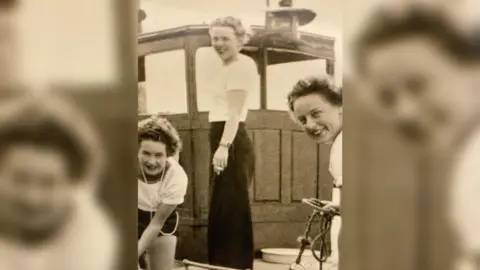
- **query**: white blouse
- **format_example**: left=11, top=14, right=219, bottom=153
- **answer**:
left=329, top=130, right=342, bottom=263
left=330, top=131, right=343, bottom=205
left=208, top=54, right=258, bottom=123
left=449, top=125, right=480, bottom=270
left=138, top=157, right=188, bottom=212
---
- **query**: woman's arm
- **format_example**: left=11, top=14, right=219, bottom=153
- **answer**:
left=137, top=203, right=177, bottom=258
left=220, top=90, right=248, bottom=144
left=138, top=159, right=188, bottom=257
left=219, top=60, right=255, bottom=145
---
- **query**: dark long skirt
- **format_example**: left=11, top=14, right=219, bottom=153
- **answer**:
left=208, top=122, right=255, bottom=269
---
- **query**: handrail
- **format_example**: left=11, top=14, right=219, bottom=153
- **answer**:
left=182, top=259, right=242, bottom=270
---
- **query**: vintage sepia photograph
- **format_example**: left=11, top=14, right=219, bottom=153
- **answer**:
left=138, top=0, right=342, bottom=269
left=2, top=0, right=479, bottom=270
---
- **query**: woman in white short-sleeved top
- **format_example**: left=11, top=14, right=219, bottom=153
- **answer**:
left=137, top=115, right=188, bottom=270
left=206, top=16, right=258, bottom=270
left=287, top=76, right=342, bottom=268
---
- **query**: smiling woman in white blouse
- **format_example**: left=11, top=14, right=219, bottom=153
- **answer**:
left=287, top=76, right=342, bottom=268
left=137, top=115, right=188, bottom=270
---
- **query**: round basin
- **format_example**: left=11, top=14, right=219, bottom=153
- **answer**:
left=260, top=248, right=320, bottom=265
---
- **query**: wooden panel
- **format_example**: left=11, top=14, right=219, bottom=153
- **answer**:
left=281, top=130, right=292, bottom=204
left=163, top=114, right=191, bottom=130
left=177, top=131, right=194, bottom=218
left=251, top=203, right=314, bottom=223
left=318, top=144, right=333, bottom=200
left=291, top=131, right=318, bottom=201
left=191, top=129, right=211, bottom=222
left=253, top=130, right=281, bottom=202
left=191, top=111, right=303, bottom=131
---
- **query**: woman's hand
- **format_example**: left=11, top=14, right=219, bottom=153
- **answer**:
left=212, top=145, right=229, bottom=174
left=320, top=200, right=340, bottom=214
left=333, top=180, right=342, bottom=189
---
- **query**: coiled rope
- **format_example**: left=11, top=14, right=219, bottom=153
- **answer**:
left=290, top=198, right=340, bottom=270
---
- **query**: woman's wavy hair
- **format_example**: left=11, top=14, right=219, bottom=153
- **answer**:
left=354, top=3, right=479, bottom=74
left=138, top=115, right=182, bottom=157
left=209, top=16, right=251, bottom=45
left=287, top=75, right=342, bottom=112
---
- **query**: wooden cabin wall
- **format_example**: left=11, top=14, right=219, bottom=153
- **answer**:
left=171, top=111, right=333, bottom=262
left=342, top=85, right=456, bottom=270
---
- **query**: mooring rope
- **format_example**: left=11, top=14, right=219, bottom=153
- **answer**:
left=290, top=198, right=340, bottom=270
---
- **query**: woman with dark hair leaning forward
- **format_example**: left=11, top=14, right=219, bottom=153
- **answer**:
left=287, top=76, right=342, bottom=269
left=137, top=115, right=188, bottom=270
left=206, top=16, right=257, bottom=270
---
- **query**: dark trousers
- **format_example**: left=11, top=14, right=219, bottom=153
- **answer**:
left=207, top=122, right=255, bottom=269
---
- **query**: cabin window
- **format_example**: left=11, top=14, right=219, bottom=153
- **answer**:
left=195, top=47, right=261, bottom=112
left=143, top=49, right=188, bottom=114
left=266, top=59, right=326, bottom=110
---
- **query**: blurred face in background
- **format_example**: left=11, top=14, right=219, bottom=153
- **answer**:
left=0, top=144, right=74, bottom=241
left=362, top=36, right=478, bottom=147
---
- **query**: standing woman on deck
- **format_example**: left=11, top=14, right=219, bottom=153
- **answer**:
left=207, top=16, right=258, bottom=270
left=137, top=115, right=188, bottom=270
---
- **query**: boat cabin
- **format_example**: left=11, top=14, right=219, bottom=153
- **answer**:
left=137, top=5, right=337, bottom=262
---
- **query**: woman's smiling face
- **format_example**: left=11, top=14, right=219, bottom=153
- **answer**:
left=210, top=26, right=242, bottom=64
left=138, top=139, right=167, bottom=176
left=292, top=93, right=343, bottom=144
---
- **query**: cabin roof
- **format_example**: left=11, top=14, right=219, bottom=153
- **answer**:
left=138, top=24, right=335, bottom=45
left=138, top=24, right=335, bottom=62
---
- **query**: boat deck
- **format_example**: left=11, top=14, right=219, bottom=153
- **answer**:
left=174, top=259, right=338, bottom=270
